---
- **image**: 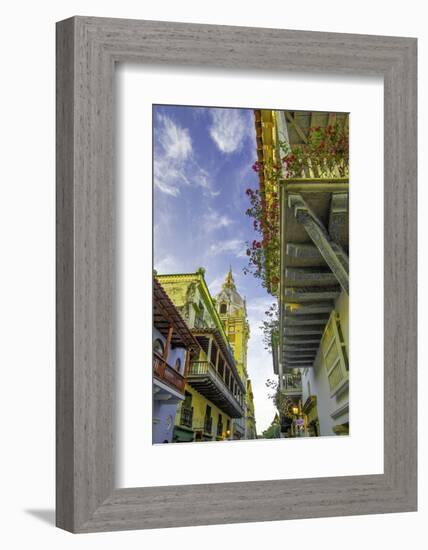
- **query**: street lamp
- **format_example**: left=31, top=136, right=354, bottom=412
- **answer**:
left=292, top=405, right=299, bottom=415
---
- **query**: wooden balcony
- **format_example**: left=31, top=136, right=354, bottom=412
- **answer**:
left=153, top=351, right=185, bottom=394
left=281, top=373, right=302, bottom=397
left=187, top=360, right=244, bottom=418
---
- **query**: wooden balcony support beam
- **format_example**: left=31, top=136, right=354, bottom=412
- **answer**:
left=284, top=302, right=334, bottom=315
left=283, top=356, right=315, bottom=363
left=163, top=326, right=173, bottom=362
left=183, top=349, right=191, bottom=378
left=285, top=182, right=349, bottom=193
left=283, top=336, right=321, bottom=345
left=285, top=313, right=329, bottom=325
left=286, top=326, right=324, bottom=336
left=283, top=350, right=317, bottom=358
left=288, top=193, right=349, bottom=294
left=283, top=177, right=349, bottom=184
left=285, top=111, right=308, bottom=143
left=283, top=287, right=340, bottom=302
left=283, top=359, right=314, bottom=365
left=283, top=344, right=319, bottom=352
left=282, top=362, right=314, bottom=368
left=285, top=267, right=338, bottom=287
left=286, top=242, right=325, bottom=262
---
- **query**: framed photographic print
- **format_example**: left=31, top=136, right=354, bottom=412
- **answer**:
left=56, top=17, right=417, bottom=532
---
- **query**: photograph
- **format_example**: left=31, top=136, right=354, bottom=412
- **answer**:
left=152, top=105, right=349, bottom=443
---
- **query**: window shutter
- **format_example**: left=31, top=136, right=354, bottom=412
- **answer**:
left=320, top=310, right=348, bottom=396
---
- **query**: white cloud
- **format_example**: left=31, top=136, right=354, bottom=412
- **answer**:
left=245, top=295, right=277, bottom=432
left=207, top=275, right=225, bottom=296
left=158, top=114, right=192, bottom=160
left=246, top=296, right=276, bottom=321
left=209, top=108, right=252, bottom=154
left=154, top=113, right=217, bottom=197
left=203, top=208, right=234, bottom=233
left=154, top=254, right=177, bottom=274
left=208, top=238, right=246, bottom=257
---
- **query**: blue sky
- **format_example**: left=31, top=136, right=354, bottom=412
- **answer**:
left=153, top=105, right=276, bottom=432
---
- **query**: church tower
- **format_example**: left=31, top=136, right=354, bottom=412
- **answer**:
left=215, top=267, right=250, bottom=384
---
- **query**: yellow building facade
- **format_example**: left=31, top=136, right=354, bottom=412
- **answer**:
left=215, top=268, right=257, bottom=439
left=156, top=270, right=246, bottom=442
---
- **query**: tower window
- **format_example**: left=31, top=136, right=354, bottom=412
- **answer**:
left=220, top=303, right=227, bottom=314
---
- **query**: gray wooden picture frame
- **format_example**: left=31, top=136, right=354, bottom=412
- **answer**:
left=56, top=16, right=417, bottom=533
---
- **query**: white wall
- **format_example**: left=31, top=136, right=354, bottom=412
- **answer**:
left=301, top=291, right=350, bottom=436
left=0, top=1, right=425, bottom=549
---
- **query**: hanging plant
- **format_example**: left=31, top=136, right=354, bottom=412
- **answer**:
left=282, top=121, right=349, bottom=178
left=243, top=159, right=280, bottom=295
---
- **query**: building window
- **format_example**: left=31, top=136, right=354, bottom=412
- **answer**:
left=204, top=405, right=213, bottom=434
left=175, top=358, right=182, bottom=373
left=153, top=338, right=164, bottom=356
left=217, top=414, right=223, bottom=437
left=220, top=302, right=227, bottom=314
left=320, top=311, right=349, bottom=395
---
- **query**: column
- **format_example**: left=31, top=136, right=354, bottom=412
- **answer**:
left=163, top=326, right=173, bottom=365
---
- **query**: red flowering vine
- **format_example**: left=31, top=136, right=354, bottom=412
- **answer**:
left=282, top=122, right=349, bottom=178
left=243, top=163, right=280, bottom=294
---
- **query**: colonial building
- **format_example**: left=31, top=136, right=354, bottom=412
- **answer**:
left=215, top=268, right=253, bottom=439
left=255, top=109, right=349, bottom=437
left=156, top=269, right=246, bottom=442
left=152, top=278, right=199, bottom=443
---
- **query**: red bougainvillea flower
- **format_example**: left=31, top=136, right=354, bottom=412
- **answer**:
left=252, top=160, right=264, bottom=172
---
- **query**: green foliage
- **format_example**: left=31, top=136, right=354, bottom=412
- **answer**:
left=262, top=421, right=281, bottom=439
left=266, top=378, right=295, bottom=418
left=260, top=302, right=279, bottom=352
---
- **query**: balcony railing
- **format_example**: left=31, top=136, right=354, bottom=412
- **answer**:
left=153, top=351, right=185, bottom=393
left=188, top=360, right=244, bottom=418
left=180, top=406, right=193, bottom=428
left=204, top=416, right=213, bottom=434
left=282, top=373, right=302, bottom=396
